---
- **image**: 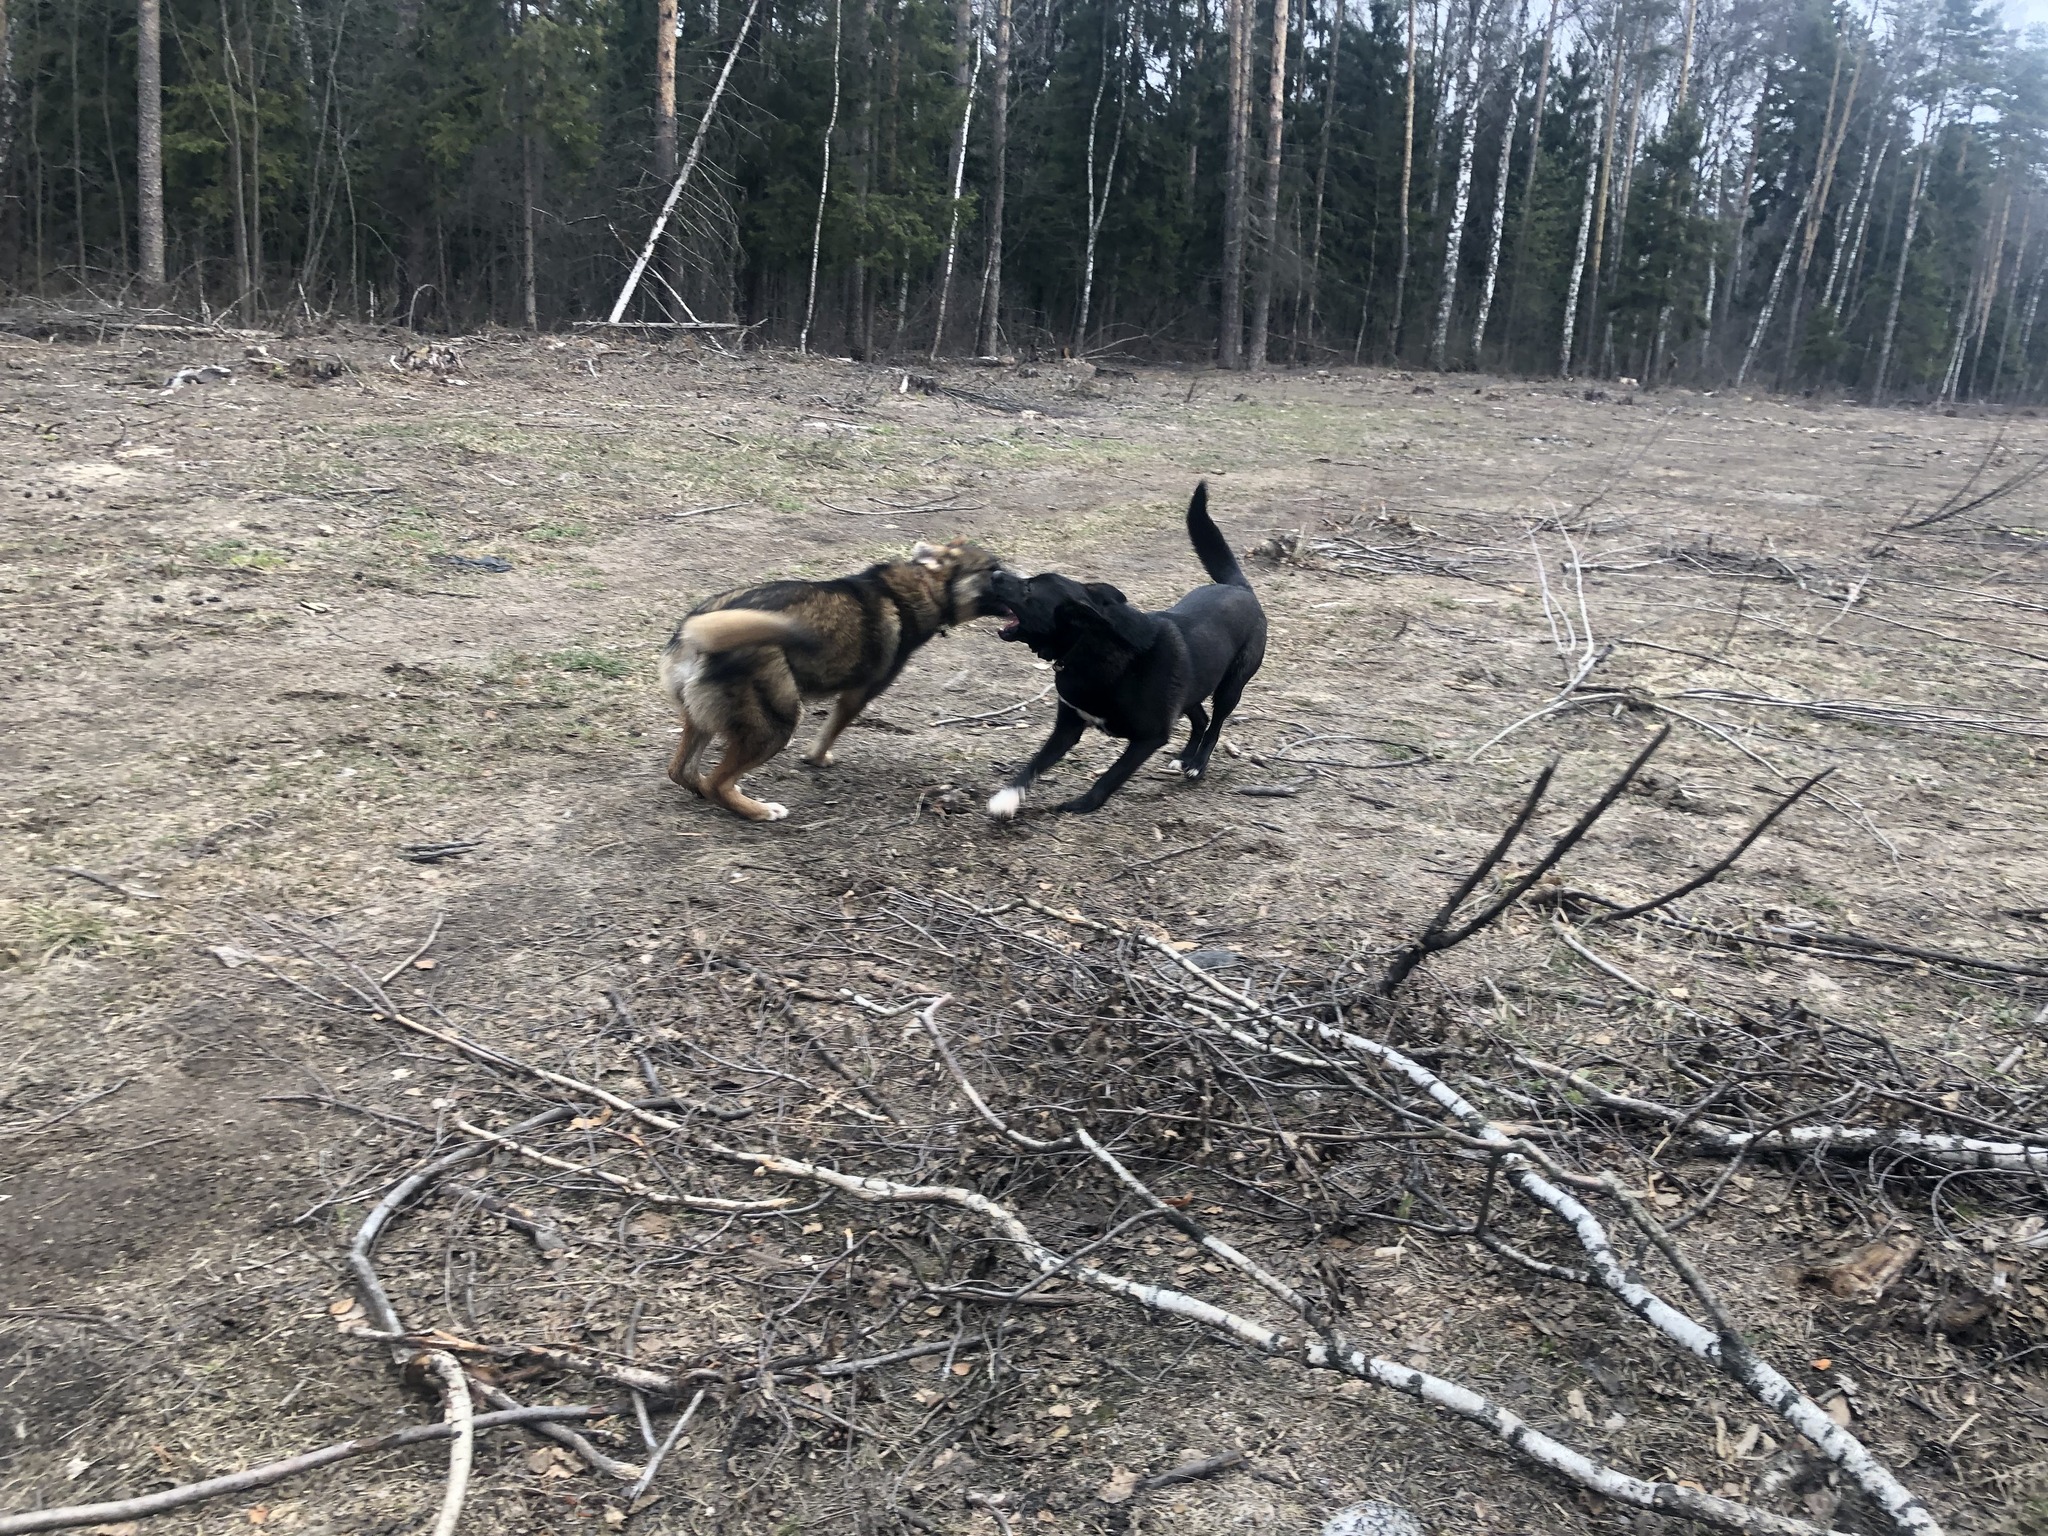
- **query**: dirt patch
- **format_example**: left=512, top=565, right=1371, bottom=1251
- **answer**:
left=3, top=333, right=2046, bottom=1536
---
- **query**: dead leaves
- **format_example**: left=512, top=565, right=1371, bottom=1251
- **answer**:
left=1809, top=1234, right=1921, bottom=1301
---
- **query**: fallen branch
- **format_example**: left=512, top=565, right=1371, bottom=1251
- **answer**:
left=0, top=1406, right=603, bottom=1536
left=422, top=1352, right=473, bottom=1536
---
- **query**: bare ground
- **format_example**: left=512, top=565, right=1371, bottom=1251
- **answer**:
left=3, top=329, right=2047, bottom=1536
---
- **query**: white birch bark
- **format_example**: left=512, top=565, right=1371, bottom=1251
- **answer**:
left=1469, top=0, right=1525, bottom=361
left=930, top=10, right=980, bottom=359
left=1736, top=185, right=1813, bottom=386
left=976, top=0, right=1011, bottom=356
left=607, top=0, right=763, bottom=324
left=1822, top=132, right=1882, bottom=314
left=1874, top=124, right=1933, bottom=403
left=1075, top=5, right=1129, bottom=354
left=1428, top=0, right=1484, bottom=368
left=801, top=0, right=843, bottom=355
left=137, top=0, right=165, bottom=292
left=1246, top=0, right=1290, bottom=365
left=1560, top=79, right=1603, bottom=376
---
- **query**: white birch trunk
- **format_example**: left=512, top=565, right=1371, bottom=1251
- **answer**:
left=137, top=0, right=165, bottom=292
left=801, top=0, right=844, bottom=355
left=1736, top=186, right=1812, bottom=386
left=1992, top=202, right=2032, bottom=397
left=1075, top=6, right=1129, bottom=354
left=607, top=0, right=763, bottom=324
left=976, top=0, right=1011, bottom=356
left=1560, top=83, right=1603, bottom=376
left=1428, top=0, right=1484, bottom=369
left=930, top=12, right=981, bottom=359
left=1822, top=132, right=1881, bottom=315
left=1874, top=129, right=1932, bottom=403
left=1469, top=0, right=1525, bottom=362
left=1247, top=0, right=1291, bottom=365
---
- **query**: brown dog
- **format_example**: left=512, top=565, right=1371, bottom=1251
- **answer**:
left=660, top=539, right=1002, bottom=821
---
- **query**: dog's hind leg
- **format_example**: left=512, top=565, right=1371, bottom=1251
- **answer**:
left=801, top=687, right=871, bottom=768
left=1166, top=703, right=1208, bottom=774
left=1057, top=733, right=1173, bottom=814
left=666, top=715, right=712, bottom=795
left=703, top=682, right=801, bottom=822
left=1182, top=669, right=1252, bottom=780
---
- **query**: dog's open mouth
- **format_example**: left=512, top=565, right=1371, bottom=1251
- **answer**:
left=993, top=604, right=1022, bottom=640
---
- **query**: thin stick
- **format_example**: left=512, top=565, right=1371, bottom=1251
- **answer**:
left=625, top=1387, right=707, bottom=1503
left=379, top=911, right=445, bottom=985
left=1585, top=769, right=1835, bottom=923
left=0, top=1408, right=601, bottom=1536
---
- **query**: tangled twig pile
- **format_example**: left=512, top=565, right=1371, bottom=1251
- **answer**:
left=9, top=738, right=2043, bottom=1536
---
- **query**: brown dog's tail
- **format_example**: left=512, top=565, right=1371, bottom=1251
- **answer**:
left=676, top=609, right=812, bottom=655
left=661, top=609, right=815, bottom=716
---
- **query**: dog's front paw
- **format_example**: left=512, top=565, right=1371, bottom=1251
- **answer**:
left=1166, top=758, right=1183, bottom=773
left=1182, top=764, right=1203, bottom=780
left=756, top=801, right=790, bottom=821
left=801, top=748, right=835, bottom=768
left=987, top=787, right=1025, bottom=821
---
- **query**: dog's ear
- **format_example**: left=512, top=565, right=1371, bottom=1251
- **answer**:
left=1077, top=583, right=1152, bottom=649
left=911, top=541, right=944, bottom=568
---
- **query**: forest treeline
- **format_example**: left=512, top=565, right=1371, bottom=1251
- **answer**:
left=3, top=0, right=2048, bottom=398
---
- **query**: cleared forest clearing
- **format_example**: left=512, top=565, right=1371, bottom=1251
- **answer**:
left=3, top=332, right=2047, bottom=1536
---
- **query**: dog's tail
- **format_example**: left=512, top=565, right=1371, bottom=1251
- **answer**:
left=671, top=608, right=813, bottom=656
left=1185, top=481, right=1249, bottom=588
left=661, top=609, right=815, bottom=713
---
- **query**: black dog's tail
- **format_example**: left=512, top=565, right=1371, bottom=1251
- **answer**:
left=1185, top=481, right=1249, bottom=588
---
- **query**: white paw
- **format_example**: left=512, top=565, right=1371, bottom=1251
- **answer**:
left=759, top=802, right=789, bottom=821
left=1166, top=758, right=1183, bottom=773
left=803, top=748, right=834, bottom=767
left=1184, top=765, right=1202, bottom=779
left=987, top=787, right=1024, bottom=821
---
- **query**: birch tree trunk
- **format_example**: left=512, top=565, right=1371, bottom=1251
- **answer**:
left=1581, top=19, right=1625, bottom=354
left=1247, top=0, right=1291, bottom=366
left=1427, top=0, right=1482, bottom=369
left=607, top=0, right=762, bottom=324
left=220, top=0, right=253, bottom=313
left=1992, top=200, right=2030, bottom=399
left=1738, top=183, right=1817, bottom=386
left=2015, top=255, right=2045, bottom=401
left=1220, top=0, right=1252, bottom=366
left=976, top=0, right=1011, bottom=356
left=802, top=0, right=842, bottom=355
left=655, top=0, right=678, bottom=179
left=931, top=7, right=979, bottom=358
left=1389, top=0, right=1417, bottom=357
left=522, top=129, right=538, bottom=329
left=1075, top=5, right=1128, bottom=354
left=1676, top=0, right=1697, bottom=106
left=1874, top=132, right=1931, bottom=404
left=1470, top=0, right=1525, bottom=362
left=137, top=0, right=164, bottom=293
left=1304, top=0, right=1341, bottom=349
left=1821, top=131, right=1879, bottom=314
left=1560, top=83, right=1603, bottom=376
left=1504, top=0, right=1557, bottom=349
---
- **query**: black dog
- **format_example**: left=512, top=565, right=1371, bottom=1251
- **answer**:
left=984, top=482, right=1266, bottom=819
